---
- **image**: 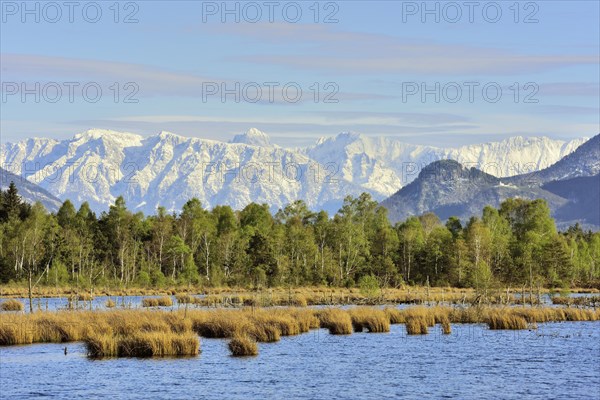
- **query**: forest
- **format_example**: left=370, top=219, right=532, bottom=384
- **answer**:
left=1, top=182, right=599, bottom=292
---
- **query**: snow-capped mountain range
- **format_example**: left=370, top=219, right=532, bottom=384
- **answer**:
left=0, top=128, right=588, bottom=215
left=380, top=134, right=600, bottom=229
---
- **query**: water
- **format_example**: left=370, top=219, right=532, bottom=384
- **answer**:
left=1, top=322, right=599, bottom=399
left=5, top=295, right=190, bottom=311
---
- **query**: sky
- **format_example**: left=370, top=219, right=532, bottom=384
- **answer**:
left=1, top=0, right=599, bottom=147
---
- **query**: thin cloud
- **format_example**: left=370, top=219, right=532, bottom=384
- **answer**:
left=210, top=23, right=598, bottom=75
left=1, top=53, right=390, bottom=104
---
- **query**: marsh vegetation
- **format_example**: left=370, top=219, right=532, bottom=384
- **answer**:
left=1, top=305, right=598, bottom=358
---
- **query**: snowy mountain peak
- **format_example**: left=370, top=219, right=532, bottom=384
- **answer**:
left=157, top=131, right=187, bottom=142
left=73, top=129, right=143, bottom=146
left=335, top=131, right=362, bottom=142
left=230, top=128, right=272, bottom=147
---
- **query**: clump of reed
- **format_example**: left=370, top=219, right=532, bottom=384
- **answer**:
left=405, top=317, right=429, bottom=335
left=288, top=309, right=320, bottom=332
left=289, top=294, right=308, bottom=307
left=552, top=296, right=600, bottom=307
left=175, top=294, right=203, bottom=305
left=86, top=331, right=199, bottom=358
left=403, top=307, right=437, bottom=327
left=191, top=310, right=246, bottom=338
left=486, top=310, right=528, bottom=330
left=317, top=309, right=353, bottom=335
left=141, top=296, right=173, bottom=307
left=105, top=299, right=116, bottom=308
left=246, top=321, right=281, bottom=343
left=383, top=307, right=404, bottom=324
left=77, top=293, right=93, bottom=301
left=440, top=316, right=452, bottom=335
left=228, top=334, right=258, bottom=356
left=0, top=299, right=24, bottom=311
left=0, top=317, right=35, bottom=345
left=348, top=308, right=390, bottom=333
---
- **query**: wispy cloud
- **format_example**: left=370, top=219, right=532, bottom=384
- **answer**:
left=1, top=53, right=390, bottom=103
left=209, top=23, right=598, bottom=75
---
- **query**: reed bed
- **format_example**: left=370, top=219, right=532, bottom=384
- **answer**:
left=486, top=311, right=528, bottom=330
left=1, top=305, right=599, bottom=357
left=76, top=293, right=93, bottom=301
left=105, top=299, right=116, bottom=308
left=175, top=294, right=204, bottom=305
left=228, top=334, right=258, bottom=356
left=551, top=296, right=600, bottom=307
left=0, top=299, right=24, bottom=311
left=316, top=309, right=353, bottom=334
left=405, top=317, right=429, bottom=335
left=141, top=296, right=173, bottom=307
left=348, top=308, right=390, bottom=333
left=440, top=317, right=452, bottom=335
left=86, top=331, right=199, bottom=358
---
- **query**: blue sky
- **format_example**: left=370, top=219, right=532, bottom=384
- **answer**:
left=1, top=0, right=598, bottom=146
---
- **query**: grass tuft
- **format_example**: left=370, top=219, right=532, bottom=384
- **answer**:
left=228, top=334, right=258, bottom=356
left=406, top=317, right=429, bottom=335
left=0, top=299, right=24, bottom=312
left=317, top=309, right=353, bottom=335
left=142, top=296, right=173, bottom=307
left=86, top=331, right=199, bottom=358
left=486, top=311, right=528, bottom=330
left=349, top=308, right=390, bottom=333
left=440, top=317, right=452, bottom=335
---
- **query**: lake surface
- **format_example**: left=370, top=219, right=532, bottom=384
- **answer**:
left=1, top=322, right=599, bottom=399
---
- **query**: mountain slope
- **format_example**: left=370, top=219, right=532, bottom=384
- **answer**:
left=507, top=134, right=600, bottom=186
left=381, top=135, right=600, bottom=228
left=380, top=160, right=568, bottom=224
left=542, top=174, right=600, bottom=227
left=0, top=168, right=62, bottom=212
left=305, top=133, right=586, bottom=196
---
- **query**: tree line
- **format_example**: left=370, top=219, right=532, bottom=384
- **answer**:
left=1, top=182, right=599, bottom=292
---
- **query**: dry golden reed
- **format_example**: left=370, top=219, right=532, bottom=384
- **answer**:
left=228, top=334, right=258, bottom=356
left=0, top=299, right=24, bottom=311
left=86, top=331, right=199, bottom=358
left=1, top=305, right=598, bottom=356
left=317, top=309, right=353, bottom=335
left=142, top=296, right=173, bottom=307
left=348, top=308, right=390, bottom=333
left=405, top=317, right=429, bottom=335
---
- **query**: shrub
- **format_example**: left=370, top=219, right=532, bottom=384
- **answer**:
left=358, top=275, right=381, bottom=299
